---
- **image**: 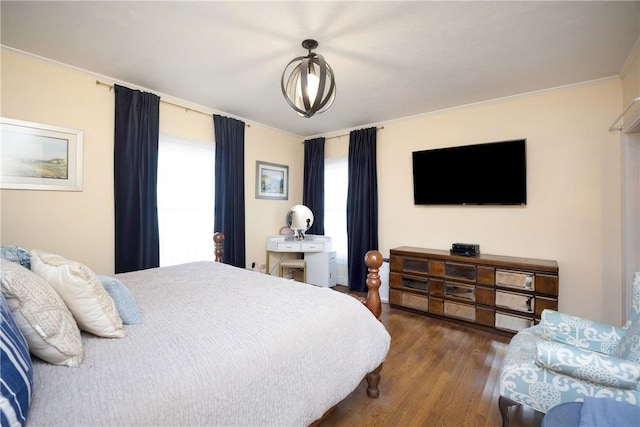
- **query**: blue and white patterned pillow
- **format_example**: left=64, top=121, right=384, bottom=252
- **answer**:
left=0, top=292, right=32, bottom=427
left=0, top=246, right=30, bottom=270
left=539, top=309, right=624, bottom=355
left=98, top=276, right=141, bottom=325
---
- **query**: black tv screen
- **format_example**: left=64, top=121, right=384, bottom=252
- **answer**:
left=412, top=139, right=527, bottom=205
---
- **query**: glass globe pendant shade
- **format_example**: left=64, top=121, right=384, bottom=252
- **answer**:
left=281, top=40, right=336, bottom=118
left=297, top=73, right=320, bottom=104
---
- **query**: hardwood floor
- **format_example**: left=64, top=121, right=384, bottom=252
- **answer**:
left=319, top=303, right=544, bottom=427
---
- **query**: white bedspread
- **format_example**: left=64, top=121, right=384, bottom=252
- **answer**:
left=27, top=261, right=390, bottom=426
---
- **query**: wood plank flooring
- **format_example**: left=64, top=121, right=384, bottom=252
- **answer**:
left=319, top=303, right=544, bottom=427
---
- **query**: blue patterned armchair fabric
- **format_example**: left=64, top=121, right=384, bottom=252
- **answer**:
left=498, top=272, right=640, bottom=427
left=537, top=309, right=626, bottom=355
left=536, top=340, right=640, bottom=389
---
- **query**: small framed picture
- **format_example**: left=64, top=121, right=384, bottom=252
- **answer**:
left=256, top=161, right=288, bottom=200
left=1, top=117, right=83, bottom=191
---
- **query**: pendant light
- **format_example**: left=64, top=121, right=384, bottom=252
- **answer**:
left=281, top=39, right=336, bottom=118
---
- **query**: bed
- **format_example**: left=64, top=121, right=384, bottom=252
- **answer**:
left=1, top=233, right=390, bottom=426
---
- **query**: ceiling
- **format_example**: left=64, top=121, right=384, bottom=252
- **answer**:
left=1, top=1, right=639, bottom=137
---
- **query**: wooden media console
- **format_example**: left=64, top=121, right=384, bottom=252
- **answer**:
left=389, top=246, right=559, bottom=334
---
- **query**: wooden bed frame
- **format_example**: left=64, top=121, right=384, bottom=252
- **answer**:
left=212, top=232, right=384, bottom=400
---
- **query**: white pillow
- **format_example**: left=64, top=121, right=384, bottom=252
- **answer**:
left=0, top=259, right=83, bottom=366
left=30, top=250, right=125, bottom=338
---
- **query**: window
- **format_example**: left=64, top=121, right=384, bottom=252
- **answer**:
left=157, top=135, right=215, bottom=266
left=324, top=156, right=348, bottom=285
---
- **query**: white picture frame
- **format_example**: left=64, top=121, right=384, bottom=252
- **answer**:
left=0, top=117, right=83, bottom=191
left=256, top=161, right=288, bottom=200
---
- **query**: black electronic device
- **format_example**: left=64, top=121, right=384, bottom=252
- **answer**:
left=450, top=243, right=480, bottom=257
left=412, top=139, right=527, bottom=205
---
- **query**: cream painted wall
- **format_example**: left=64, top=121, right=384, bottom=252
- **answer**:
left=323, top=79, right=623, bottom=323
left=0, top=49, right=301, bottom=274
left=375, top=79, right=623, bottom=324
left=0, top=48, right=628, bottom=324
left=1, top=50, right=115, bottom=274
left=244, top=125, right=303, bottom=270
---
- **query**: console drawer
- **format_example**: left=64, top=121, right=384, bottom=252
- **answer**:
left=496, top=290, right=534, bottom=314
left=495, top=312, right=534, bottom=332
left=496, top=270, right=534, bottom=291
left=403, top=258, right=429, bottom=274
left=444, top=301, right=475, bottom=322
left=445, top=263, right=476, bottom=281
left=402, top=275, right=429, bottom=292
left=402, top=292, right=429, bottom=312
left=444, top=281, right=475, bottom=302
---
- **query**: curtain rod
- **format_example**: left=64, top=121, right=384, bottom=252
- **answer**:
left=302, top=126, right=384, bottom=143
left=95, top=80, right=250, bottom=126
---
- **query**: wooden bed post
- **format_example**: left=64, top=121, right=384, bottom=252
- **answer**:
left=364, top=250, right=383, bottom=319
left=366, top=364, right=382, bottom=398
left=213, top=232, right=224, bottom=263
left=364, top=250, right=384, bottom=399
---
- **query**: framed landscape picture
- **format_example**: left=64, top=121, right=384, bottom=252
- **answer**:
left=256, top=161, right=288, bottom=200
left=0, top=117, right=83, bottom=191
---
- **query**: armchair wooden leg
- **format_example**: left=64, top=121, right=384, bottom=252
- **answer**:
left=499, top=396, right=520, bottom=427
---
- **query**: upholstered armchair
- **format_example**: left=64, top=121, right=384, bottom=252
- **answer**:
left=498, top=272, right=640, bottom=427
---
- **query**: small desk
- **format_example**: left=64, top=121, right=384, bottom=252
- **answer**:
left=266, top=235, right=336, bottom=287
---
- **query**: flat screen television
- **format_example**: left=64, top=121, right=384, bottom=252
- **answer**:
left=412, top=139, right=526, bottom=205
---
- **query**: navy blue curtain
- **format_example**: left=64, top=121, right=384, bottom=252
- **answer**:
left=114, top=85, right=160, bottom=273
left=303, top=137, right=325, bottom=235
left=347, top=127, right=378, bottom=292
left=213, top=114, right=246, bottom=268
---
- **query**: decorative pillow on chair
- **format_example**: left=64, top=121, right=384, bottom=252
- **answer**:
left=98, top=275, right=141, bottom=325
left=539, top=309, right=624, bottom=355
left=536, top=340, right=640, bottom=390
left=0, top=292, right=32, bottom=427
left=30, top=250, right=125, bottom=338
left=0, top=259, right=83, bottom=367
